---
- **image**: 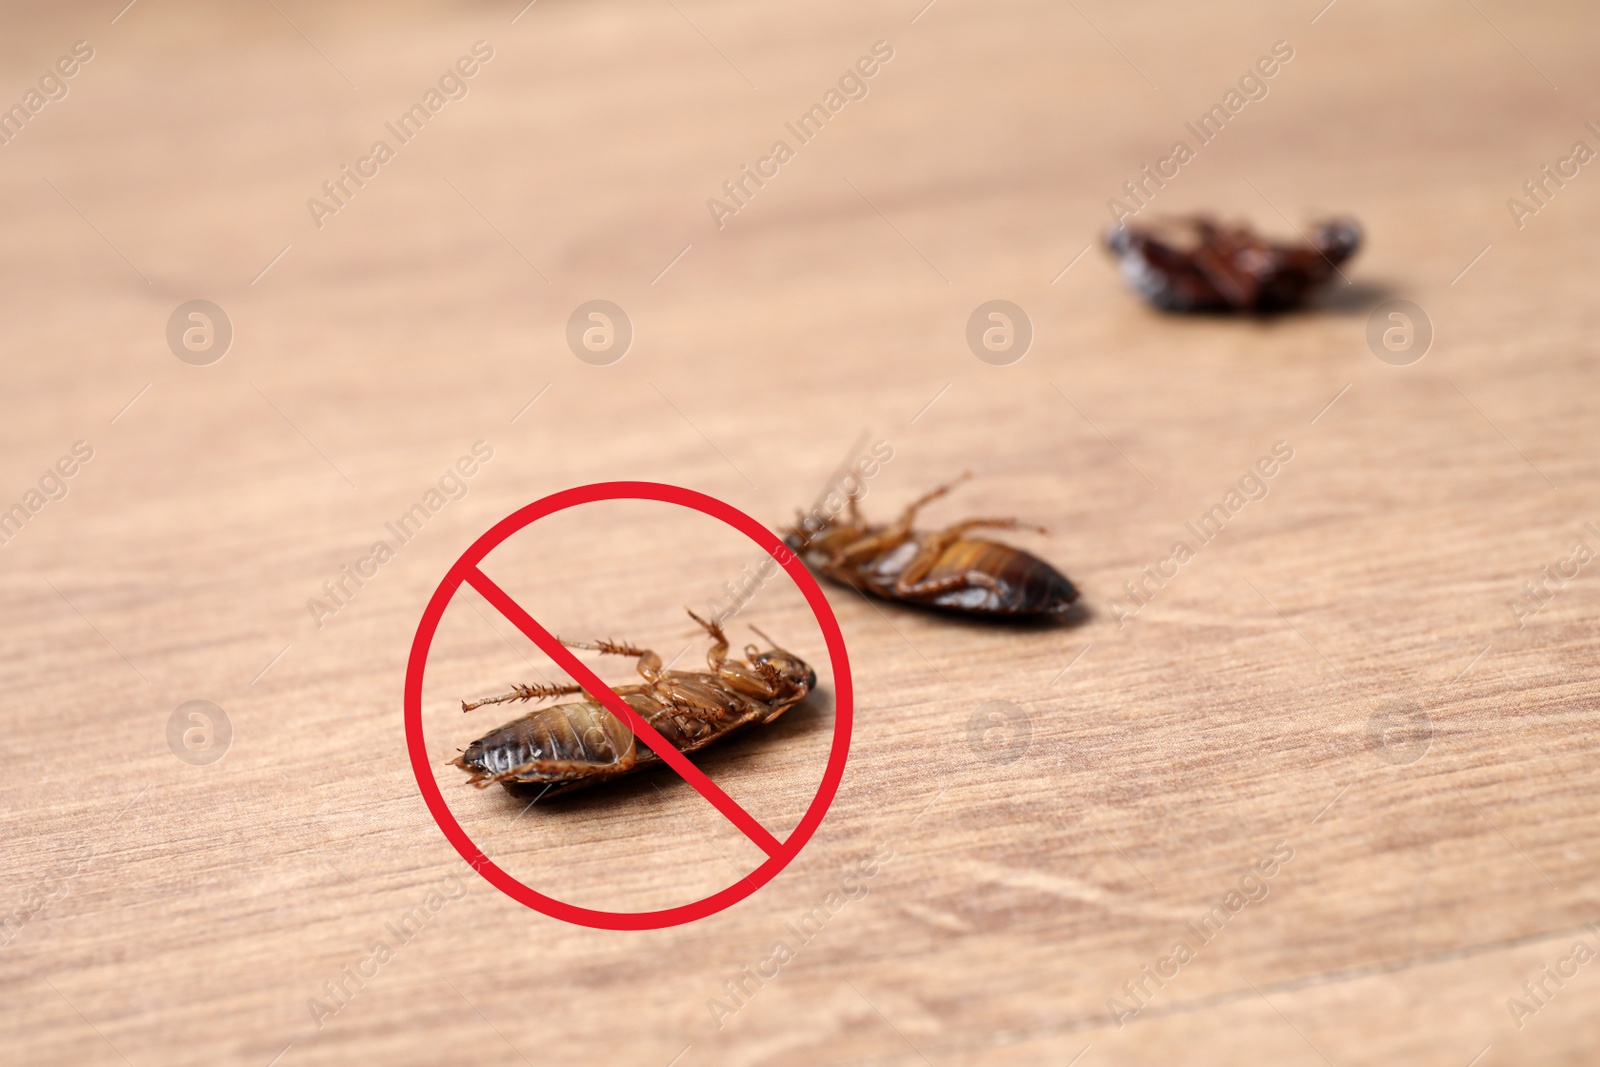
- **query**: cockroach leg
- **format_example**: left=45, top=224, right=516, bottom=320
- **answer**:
left=461, top=681, right=586, bottom=712
left=892, top=472, right=972, bottom=531
left=690, top=690, right=771, bottom=728
left=560, top=637, right=663, bottom=682
left=891, top=517, right=1042, bottom=593
left=685, top=608, right=730, bottom=669
left=653, top=688, right=744, bottom=739
left=714, top=661, right=783, bottom=701
left=927, top=516, right=1050, bottom=547
left=828, top=526, right=909, bottom=566
left=750, top=658, right=785, bottom=691
left=893, top=571, right=1004, bottom=599
left=559, top=636, right=649, bottom=657
left=657, top=685, right=732, bottom=718
left=828, top=473, right=974, bottom=567
left=471, top=742, right=640, bottom=789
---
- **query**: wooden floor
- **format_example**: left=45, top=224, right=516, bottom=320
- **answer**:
left=3, top=1, right=1599, bottom=1063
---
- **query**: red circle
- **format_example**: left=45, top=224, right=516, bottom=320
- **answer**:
left=403, top=481, right=853, bottom=930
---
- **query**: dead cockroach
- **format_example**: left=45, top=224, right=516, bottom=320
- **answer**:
left=1104, top=215, right=1361, bottom=312
left=452, top=610, right=816, bottom=795
left=784, top=473, right=1079, bottom=619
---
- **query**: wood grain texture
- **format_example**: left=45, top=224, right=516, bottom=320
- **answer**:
left=2, top=1, right=1599, bottom=1064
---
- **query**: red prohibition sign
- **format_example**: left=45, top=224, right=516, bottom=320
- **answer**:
left=403, top=481, right=853, bottom=930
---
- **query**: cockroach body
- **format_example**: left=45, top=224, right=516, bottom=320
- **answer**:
left=784, top=474, right=1078, bottom=619
left=1104, top=215, right=1361, bottom=312
left=453, top=611, right=815, bottom=795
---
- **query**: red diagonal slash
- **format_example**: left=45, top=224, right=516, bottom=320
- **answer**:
left=465, top=565, right=785, bottom=858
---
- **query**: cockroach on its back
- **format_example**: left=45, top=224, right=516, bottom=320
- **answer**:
left=453, top=610, right=815, bottom=795
left=1105, top=215, right=1361, bottom=312
left=784, top=473, right=1079, bottom=619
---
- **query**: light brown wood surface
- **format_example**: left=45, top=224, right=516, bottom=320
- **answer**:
left=4, top=1, right=1600, bottom=1064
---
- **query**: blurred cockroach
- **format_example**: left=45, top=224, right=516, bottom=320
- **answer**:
left=453, top=610, right=815, bottom=794
left=1104, top=215, right=1361, bottom=312
left=784, top=473, right=1079, bottom=619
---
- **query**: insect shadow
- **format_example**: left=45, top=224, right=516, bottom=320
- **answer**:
left=908, top=597, right=1092, bottom=634
left=1309, top=278, right=1403, bottom=316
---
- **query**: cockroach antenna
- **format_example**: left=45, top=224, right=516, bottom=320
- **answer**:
left=786, top=430, right=872, bottom=550
left=806, top=429, right=871, bottom=516
left=748, top=624, right=785, bottom=652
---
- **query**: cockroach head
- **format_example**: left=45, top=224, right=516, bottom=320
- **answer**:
left=782, top=508, right=832, bottom=553
left=758, top=649, right=817, bottom=696
left=1312, top=218, right=1362, bottom=263
left=745, top=626, right=816, bottom=696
